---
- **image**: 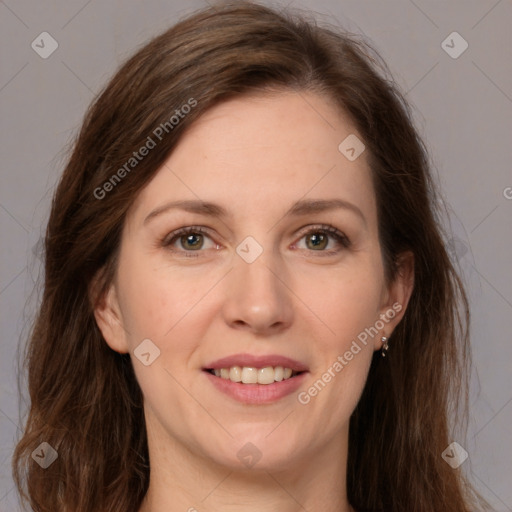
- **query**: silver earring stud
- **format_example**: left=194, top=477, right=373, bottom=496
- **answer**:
left=381, top=336, right=389, bottom=357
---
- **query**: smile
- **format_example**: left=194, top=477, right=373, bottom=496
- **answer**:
left=206, top=365, right=303, bottom=384
left=203, top=368, right=308, bottom=404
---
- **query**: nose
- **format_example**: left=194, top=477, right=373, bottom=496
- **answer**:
left=221, top=249, right=294, bottom=336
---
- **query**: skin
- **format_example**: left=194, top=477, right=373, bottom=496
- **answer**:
left=94, top=91, right=414, bottom=512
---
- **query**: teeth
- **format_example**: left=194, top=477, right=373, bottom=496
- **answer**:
left=211, top=366, right=299, bottom=384
left=229, top=366, right=242, bottom=382
left=241, top=366, right=258, bottom=384
left=257, top=367, right=274, bottom=384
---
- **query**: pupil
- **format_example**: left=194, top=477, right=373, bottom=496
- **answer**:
left=182, top=233, right=203, bottom=250
left=307, top=233, right=327, bottom=250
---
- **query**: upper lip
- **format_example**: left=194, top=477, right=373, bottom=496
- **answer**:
left=203, top=353, right=309, bottom=372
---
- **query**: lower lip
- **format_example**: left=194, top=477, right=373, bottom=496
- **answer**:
left=203, top=370, right=308, bottom=404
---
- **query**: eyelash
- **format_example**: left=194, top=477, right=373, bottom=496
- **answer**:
left=161, top=226, right=215, bottom=258
left=161, top=224, right=351, bottom=258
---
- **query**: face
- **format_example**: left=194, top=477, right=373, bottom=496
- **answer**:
left=95, top=91, right=412, bottom=473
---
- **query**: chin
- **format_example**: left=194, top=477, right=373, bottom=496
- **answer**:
left=203, top=432, right=303, bottom=472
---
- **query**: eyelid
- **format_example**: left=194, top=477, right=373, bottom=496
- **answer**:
left=161, top=223, right=351, bottom=256
left=292, top=224, right=351, bottom=250
left=161, top=226, right=221, bottom=257
left=161, top=225, right=214, bottom=246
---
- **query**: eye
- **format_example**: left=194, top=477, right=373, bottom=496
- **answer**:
left=162, top=226, right=219, bottom=254
left=293, top=225, right=351, bottom=254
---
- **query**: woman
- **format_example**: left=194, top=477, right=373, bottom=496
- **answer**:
left=13, top=2, right=490, bottom=511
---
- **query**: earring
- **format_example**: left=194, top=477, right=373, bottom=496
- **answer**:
left=381, top=336, right=389, bottom=357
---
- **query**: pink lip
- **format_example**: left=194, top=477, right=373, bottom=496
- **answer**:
left=203, top=370, right=308, bottom=404
left=203, top=353, right=309, bottom=372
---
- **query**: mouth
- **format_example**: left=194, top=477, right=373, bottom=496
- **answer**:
left=202, top=353, right=309, bottom=403
left=203, top=366, right=306, bottom=385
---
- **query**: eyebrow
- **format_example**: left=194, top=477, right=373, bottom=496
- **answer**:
left=287, top=199, right=366, bottom=225
left=143, top=198, right=366, bottom=226
left=144, top=200, right=227, bottom=225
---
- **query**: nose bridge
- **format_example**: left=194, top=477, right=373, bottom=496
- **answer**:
left=222, top=239, right=293, bottom=332
left=237, top=248, right=280, bottom=297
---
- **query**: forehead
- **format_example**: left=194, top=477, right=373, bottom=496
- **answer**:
left=129, top=91, right=376, bottom=226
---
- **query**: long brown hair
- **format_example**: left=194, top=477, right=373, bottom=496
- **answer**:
left=13, top=2, right=490, bottom=511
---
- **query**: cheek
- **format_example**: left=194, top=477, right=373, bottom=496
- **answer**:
left=115, top=251, right=220, bottom=344
left=296, top=255, right=383, bottom=407
left=302, top=258, right=385, bottom=345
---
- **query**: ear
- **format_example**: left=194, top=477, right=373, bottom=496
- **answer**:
left=90, top=273, right=129, bottom=354
left=375, top=250, right=415, bottom=349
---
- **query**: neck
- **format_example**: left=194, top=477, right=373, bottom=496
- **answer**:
left=138, top=418, right=354, bottom=512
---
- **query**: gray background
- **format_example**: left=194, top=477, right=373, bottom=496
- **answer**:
left=1, top=0, right=510, bottom=510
